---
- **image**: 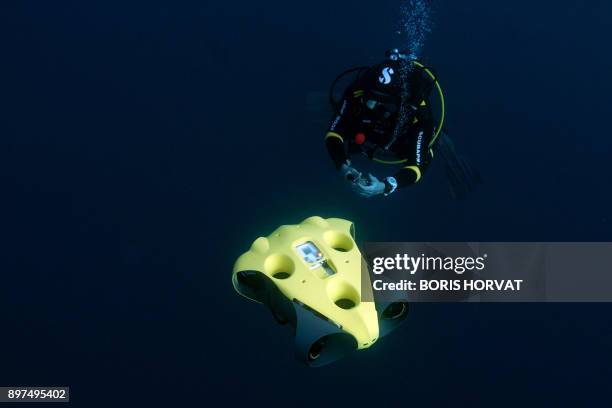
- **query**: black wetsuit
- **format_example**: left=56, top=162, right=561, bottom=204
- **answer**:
left=326, top=59, right=436, bottom=189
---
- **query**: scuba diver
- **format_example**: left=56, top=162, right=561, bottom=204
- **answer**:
left=325, top=49, right=481, bottom=198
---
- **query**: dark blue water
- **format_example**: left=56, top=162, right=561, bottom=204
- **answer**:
left=1, top=1, right=611, bottom=406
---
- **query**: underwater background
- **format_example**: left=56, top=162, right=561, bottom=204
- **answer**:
left=1, top=0, right=611, bottom=406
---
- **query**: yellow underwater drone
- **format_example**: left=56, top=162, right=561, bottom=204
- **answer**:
left=232, top=216, right=408, bottom=367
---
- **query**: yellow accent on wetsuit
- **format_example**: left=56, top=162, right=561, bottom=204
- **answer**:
left=325, top=132, right=344, bottom=142
left=403, top=165, right=422, bottom=183
left=373, top=158, right=408, bottom=165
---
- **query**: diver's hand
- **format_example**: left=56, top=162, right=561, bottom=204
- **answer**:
left=340, top=163, right=361, bottom=182
left=351, top=174, right=386, bottom=198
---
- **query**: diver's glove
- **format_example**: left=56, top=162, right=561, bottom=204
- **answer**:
left=340, top=162, right=362, bottom=182
left=351, top=174, right=386, bottom=198
left=383, top=176, right=398, bottom=196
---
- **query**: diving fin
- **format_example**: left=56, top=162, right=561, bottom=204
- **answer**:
left=434, top=131, right=483, bottom=200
